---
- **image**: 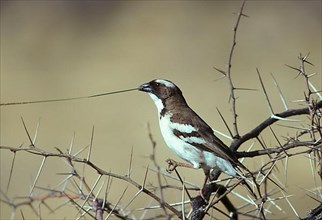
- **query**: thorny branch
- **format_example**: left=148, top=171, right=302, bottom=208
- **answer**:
left=0, top=144, right=183, bottom=219
left=147, top=124, right=172, bottom=219
left=231, top=99, right=322, bottom=151
left=226, top=0, right=247, bottom=139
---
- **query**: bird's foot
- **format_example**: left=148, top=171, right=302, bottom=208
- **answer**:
left=165, top=158, right=194, bottom=173
left=166, top=158, right=178, bottom=173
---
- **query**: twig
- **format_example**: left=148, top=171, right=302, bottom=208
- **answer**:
left=147, top=123, right=171, bottom=219
left=0, top=88, right=138, bottom=106
left=226, top=0, right=248, bottom=139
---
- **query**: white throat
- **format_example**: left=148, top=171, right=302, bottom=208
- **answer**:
left=148, top=93, right=164, bottom=115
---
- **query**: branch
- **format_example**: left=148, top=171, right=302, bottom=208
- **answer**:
left=190, top=182, right=238, bottom=220
left=226, top=0, right=248, bottom=139
left=302, top=203, right=322, bottom=220
left=236, top=140, right=322, bottom=158
left=0, top=145, right=183, bottom=219
left=231, top=100, right=322, bottom=151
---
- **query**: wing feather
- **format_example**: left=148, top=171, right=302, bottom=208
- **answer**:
left=171, top=108, right=244, bottom=168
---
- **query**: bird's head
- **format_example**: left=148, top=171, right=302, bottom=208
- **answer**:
left=138, top=79, right=184, bottom=112
left=138, top=79, right=181, bottom=99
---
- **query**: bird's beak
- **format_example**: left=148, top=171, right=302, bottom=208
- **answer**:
left=138, top=83, right=151, bottom=92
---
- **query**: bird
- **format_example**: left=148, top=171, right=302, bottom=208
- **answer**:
left=138, top=79, right=248, bottom=185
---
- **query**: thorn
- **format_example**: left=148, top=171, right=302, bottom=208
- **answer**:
left=127, top=146, right=134, bottom=177
left=68, top=132, right=76, bottom=155
left=271, top=73, right=289, bottom=110
left=216, top=107, right=233, bottom=138
left=213, top=67, right=227, bottom=76
left=54, top=147, right=64, bottom=154
left=20, top=117, right=34, bottom=147
left=285, top=64, right=301, bottom=72
left=32, top=118, right=41, bottom=145
left=29, top=157, right=47, bottom=196
left=20, top=210, right=26, bottom=220
left=235, top=87, right=258, bottom=91
left=240, top=12, right=250, bottom=18
left=86, top=126, right=95, bottom=162
left=6, top=152, right=17, bottom=192
left=257, top=68, right=275, bottom=115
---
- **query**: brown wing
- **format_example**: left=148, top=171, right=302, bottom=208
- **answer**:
left=171, top=107, right=243, bottom=168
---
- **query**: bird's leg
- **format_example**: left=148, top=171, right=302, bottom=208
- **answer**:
left=165, top=158, right=194, bottom=173
left=200, top=169, right=210, bottom=201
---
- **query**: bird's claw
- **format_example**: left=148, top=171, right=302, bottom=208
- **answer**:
left=166, top=158, right=177, bottom=173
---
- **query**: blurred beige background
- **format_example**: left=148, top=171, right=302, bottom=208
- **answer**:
left=1, top=1, right=321, bottom=219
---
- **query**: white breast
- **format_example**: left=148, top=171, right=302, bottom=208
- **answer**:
left=159, top=113, right=204, bottom=168
left=159, top=114, right=237, bottom=176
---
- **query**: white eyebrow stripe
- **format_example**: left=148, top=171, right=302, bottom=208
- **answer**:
left=155, top=79, right=176, bottom=88
left=170, top=122, right=197, bottom=133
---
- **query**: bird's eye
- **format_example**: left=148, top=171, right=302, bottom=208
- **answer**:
left=155, top=83, right=160, bottom=87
